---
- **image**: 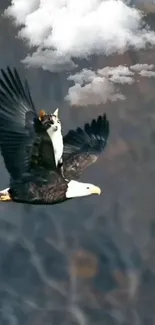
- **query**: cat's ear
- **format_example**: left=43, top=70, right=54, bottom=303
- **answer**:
left=53, top=108, right=59, bottom=118
left=39, top=110, right=46, bottom=121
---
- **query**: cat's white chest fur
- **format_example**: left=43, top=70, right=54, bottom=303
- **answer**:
left=47, top=127, right=63, bottom=166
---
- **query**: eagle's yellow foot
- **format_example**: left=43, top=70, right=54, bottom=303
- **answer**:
left=0, top=193, right=11, bottom=201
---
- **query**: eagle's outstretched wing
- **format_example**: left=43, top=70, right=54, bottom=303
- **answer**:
left=0, top=67, right=56, bottom=180
left=63, top=114, right=109, bottom=179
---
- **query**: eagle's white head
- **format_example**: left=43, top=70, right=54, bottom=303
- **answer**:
left=66, top=180, right=101, bottom=199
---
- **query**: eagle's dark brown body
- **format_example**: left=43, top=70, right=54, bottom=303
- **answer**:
left=0, top=67, right=109, bottom=205
left=9, top=171, right=68, bottom=204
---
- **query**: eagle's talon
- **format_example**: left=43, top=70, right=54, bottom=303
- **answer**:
left=0, top=193, right=11, bottom=201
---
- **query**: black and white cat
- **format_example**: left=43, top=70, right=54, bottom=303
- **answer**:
left=40, top=108, right=64, bottom=178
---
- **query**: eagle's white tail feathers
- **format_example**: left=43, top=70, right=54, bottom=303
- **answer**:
left=0, top=187, right=10, bottom=194
left=0, top=187, right=11, bottom=202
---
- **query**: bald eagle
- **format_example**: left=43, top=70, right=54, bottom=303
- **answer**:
left=0, top=67, right=109, bottom=205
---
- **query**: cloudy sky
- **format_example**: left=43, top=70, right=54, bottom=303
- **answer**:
left=3, top=0, right=155, bottom=106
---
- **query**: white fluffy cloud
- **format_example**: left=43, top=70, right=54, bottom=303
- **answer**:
left=66, top=77, right=125, bottom=106
left=66, top=64, right=155, bottom=106
left=4, top=0, right=155, bottom=72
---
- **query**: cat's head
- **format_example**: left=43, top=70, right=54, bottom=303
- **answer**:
left=39, top=108, right=61, bottom=133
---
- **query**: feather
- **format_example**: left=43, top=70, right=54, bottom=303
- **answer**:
left=0, top=67, right=57, bottom=179
left=63, top=113, right=109, bottom=179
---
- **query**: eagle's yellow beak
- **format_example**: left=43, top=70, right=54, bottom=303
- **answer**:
left=91, top=186, right=101, bottom=195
